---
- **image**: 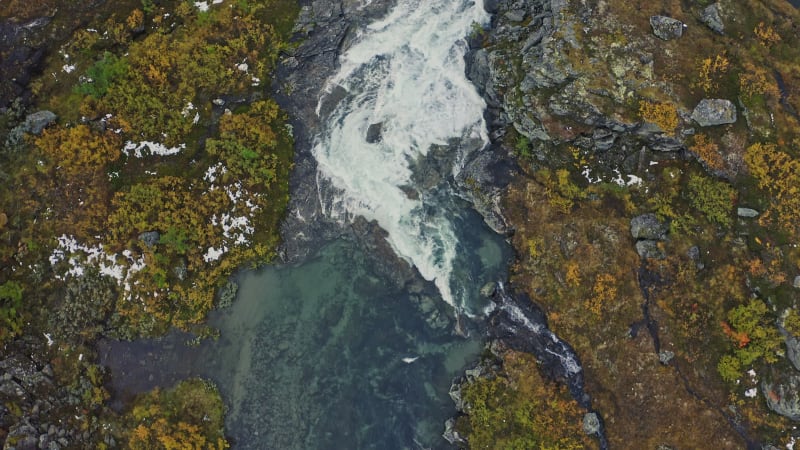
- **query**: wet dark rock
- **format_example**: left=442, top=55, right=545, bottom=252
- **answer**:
left=691, top=99, right=737, bottom=126
left=700, top=3, right=725, bottom=34
left=365, top=122, right=382, bottom=143
left=650, top=16, right=685, bottom=40
left=592, top=128, right=616, bottom=151
left=442, top=417, right=466, bottom=445
left=630, top=213, right=668, bottom=241
left=762, top=373, right=800, bottom=420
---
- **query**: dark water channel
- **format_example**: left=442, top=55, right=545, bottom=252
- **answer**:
left=101, top=209, right=509, bottom=449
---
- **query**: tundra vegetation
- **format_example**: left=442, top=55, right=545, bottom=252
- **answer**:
left=454, top=0, right=800, bottom=447
left=0, top=0, right=297, bottom=445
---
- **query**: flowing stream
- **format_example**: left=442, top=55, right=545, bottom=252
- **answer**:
left=102, top=0, right=514, bottom=448
left=313, top=0, right=490, bottom=312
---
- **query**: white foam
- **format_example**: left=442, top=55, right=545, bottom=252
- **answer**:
left=312, top=0, right=489, bottom=309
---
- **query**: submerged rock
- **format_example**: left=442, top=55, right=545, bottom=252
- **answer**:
left=650, top=16, right=685, bottom=40
left=691, top=99, right=737, bottom=126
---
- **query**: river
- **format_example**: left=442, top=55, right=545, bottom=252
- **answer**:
left=101, top=0, right=513, bottom=448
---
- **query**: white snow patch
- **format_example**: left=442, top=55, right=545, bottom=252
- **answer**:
left=44, top=333, right=54, bottom=346
left=194, top=1, right=209, bottom=11
left=203, top=246, right=227, bottom=262
left=204, top=163, right=227, bottom=183
left=62, top=64, right=76, bottom=73
left=747, top=369, right=757, bottom=378
left=237, top=63, right=249, bottom=72
left=123, top=141, right=185, bottom=158
left=788, top=437, right=796, bottom=450
left=744, top=388, right=758, bottom=398
left=49, top=235, right=146, bottom=292
left=402, top=356, right=419, bottom=364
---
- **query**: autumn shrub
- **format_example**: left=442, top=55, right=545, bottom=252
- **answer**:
left=690, top=134, right=724, bottom=171
left=125, top=379, right=229, bottom=450
left=745, top=142, right=800, bottom=240
left=686, top=173, right=735, bottom=228
left=457, top=351, right=595, bottom=449
left=718, top=299, right=783, bottom=382
left=638, top=100, right=679, bottom=133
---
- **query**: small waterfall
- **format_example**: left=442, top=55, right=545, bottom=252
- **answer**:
left=312, top=0, right=490, bottom=311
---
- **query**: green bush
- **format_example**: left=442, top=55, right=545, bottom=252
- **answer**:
left=686, top=173, right=735, bottom=227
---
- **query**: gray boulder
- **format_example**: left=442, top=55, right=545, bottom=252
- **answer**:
left=583, top=412, right=601, bottom=435
left=794, top=275, right=800, bottom=289
left=650, top=16, right=685, bottom=40
left=763, top=373, right=800, bottom=420
left=786, top=334, right=800, bottom=372
left=6, top=110, right=57, bottom=146
left=636, top=240, right=666, bottom=259
left=138, top=231, right=160, bottom=247
left=631, top=213, right=668, bottom=240
left=737, top=207, right=759, bottom=218
left=691, top=99, right=737, bottom=126
left=701, top=4, right=725, bottom=34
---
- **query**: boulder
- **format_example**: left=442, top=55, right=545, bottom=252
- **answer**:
left=691, top=99, right=737, bottom=126
left=650, top=16, right=685, bottom=40
left=700, top=4, right=725, bottom=34
left=138, top=231, right=160, bottom=247
left=582, top=412, right=601, bottom=435
left=630, top=213, right=668, bottom=240
left=6, top=110, right=57, bottom=146
left=636, top=240, right=666, bottom=259
left=737, top=207, right=759, bottom=218
left=785, top=334, right=800, bottom=372
left=763, top=373, right=800, bottom=420
left=794, top=275, right=800, bottom=289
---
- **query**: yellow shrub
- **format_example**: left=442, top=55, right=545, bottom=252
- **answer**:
left=639, top=100, right=679, bottom=133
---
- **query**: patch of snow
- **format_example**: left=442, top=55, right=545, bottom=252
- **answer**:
left=44, top=333, right=54, bottom=346
left=123, top=141, right=185, bottom=158
left=747, top=369, right=757, bottom=378
left=193, top=112, right=200, bottom=125
left=251, top=76, right=261, bottom=86
left=744, top=388, right=758, bottom=398
left=788, top=437, right=796, bottom=450
left=237, top=62, right=248, bottom=72
left=203, top=246, right=226, bottom=262
left=62, top=64, right=76, bottom=73
left=181, top=102, right=195, bottom=118
left=204, top=163, right=227, bottom=183
left=194, top=1, right=209, bottom=11
left=402, top=356, right=419, bottom=363
left=49, top=234, right=146, bottom=293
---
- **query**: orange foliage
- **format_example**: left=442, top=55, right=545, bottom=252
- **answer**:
left=721, top=321, right=751, bottom=348
left=754, top=22, right=781, bottom=47
left=690, top=134, right=724, bottom=171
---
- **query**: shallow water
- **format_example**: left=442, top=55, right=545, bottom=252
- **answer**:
left=103, top=210, right=509, bottom=449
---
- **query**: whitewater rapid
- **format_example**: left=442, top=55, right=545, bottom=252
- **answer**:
left=313, top=0, right=490, bottom=310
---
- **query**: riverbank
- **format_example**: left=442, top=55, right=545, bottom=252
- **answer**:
left=451, top=0, right=800, bottom=447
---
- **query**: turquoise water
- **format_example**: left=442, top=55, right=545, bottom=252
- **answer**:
left=102, top=209, right=509, bottom=449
